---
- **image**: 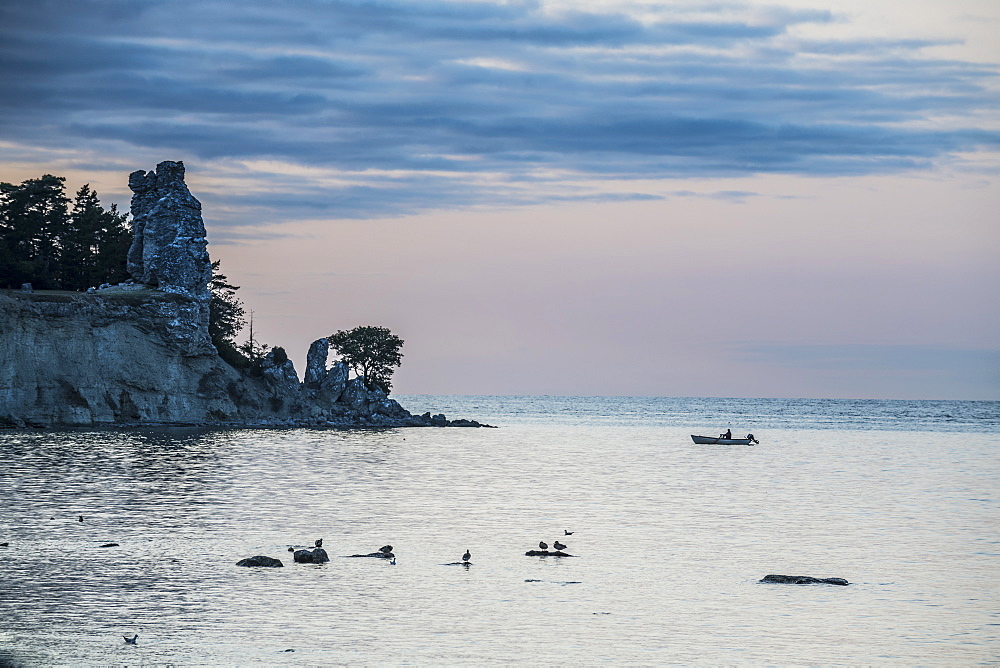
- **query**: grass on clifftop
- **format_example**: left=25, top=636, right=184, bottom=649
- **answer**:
left=2, top=287, right=193, bottom=305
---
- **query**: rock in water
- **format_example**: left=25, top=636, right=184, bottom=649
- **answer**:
left=293, top=548, right=330, bottom=564
left=759, top=574, right=849, bottom=585
left=236, top=555, right=284, bottom=567
left=127, top=161, right=212, bottom=299
left=304, top=338, right=329, bottom=388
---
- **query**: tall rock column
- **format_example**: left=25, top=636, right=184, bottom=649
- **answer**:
left=304, top=338, right=329, bottom=388
left=127, top=161, right=214, bottom=354
left=127, top=160, right=212, bottom=299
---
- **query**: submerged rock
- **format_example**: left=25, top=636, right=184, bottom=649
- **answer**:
left=236, top=555, right=284, bottom=567
left=759, top=574, right=849, bottom=585
left=347, top=552, right=395, bottom=559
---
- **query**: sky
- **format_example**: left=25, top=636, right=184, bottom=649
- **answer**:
left=1, top=0, right=998, bottom=399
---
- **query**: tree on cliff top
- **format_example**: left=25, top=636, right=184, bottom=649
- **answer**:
left=0, top=175, right=129, bottom=290
left=0, top=175, right=69, bottom=289
left=329, top=326, right=404, bottom=393
left=62, top=184, right=130, bottom=289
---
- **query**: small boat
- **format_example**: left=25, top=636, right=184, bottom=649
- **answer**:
left=691, top=435, right=758, bottom=445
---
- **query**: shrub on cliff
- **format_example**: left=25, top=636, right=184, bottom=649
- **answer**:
left=329, top=326, right=404, bottom=393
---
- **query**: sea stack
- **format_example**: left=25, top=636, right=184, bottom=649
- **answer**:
left=127, top=161, right=212, bottom=299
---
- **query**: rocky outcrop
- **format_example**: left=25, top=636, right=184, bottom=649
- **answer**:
left=759, top=574, right=849, bottom=585
left=293, top=548, right=329, bottom=564
left=0, top=292, right=491, bottom=426
left=259, top=348, right=300, bottom=393
left=127, top=161, right=211, bottom=299
left=318, top=360, right=349, bottom=403
left=304, top=338, right=329, bottom=388
left=237, top=555, right=284, bottom=567
left=525, top=550, right=573, bottom=557
left=0, top=161, right=490, bottom=429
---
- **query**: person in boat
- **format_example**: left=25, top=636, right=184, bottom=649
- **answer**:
left=722, top=429, right=732, bottom=440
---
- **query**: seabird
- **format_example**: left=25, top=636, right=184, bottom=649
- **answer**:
left=538, top=541, right=548, bottom=550
left=564, top=530, right=574, bottom=535
left=379, top=545, right=393, bottom=554
left=389, top=557, right=396, bottom=565
left=462, top=550, right=471, bottom=563
left=315, top=539, right=323, bottom=548
left=123, top=634, right=138, bottom=645
left=79, top=516, right=84, bottom=522
left=553, top=541, right=567, bottom=551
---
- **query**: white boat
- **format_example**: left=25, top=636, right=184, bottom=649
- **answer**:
left=691, top=434, right=758, bottom=445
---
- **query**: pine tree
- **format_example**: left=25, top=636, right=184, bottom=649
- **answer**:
left=0, top=175, right=69, bottom=289
left=66, top=185, right=130, bottom=290
left=0, top=176, right=129, bottom=290
left=209, top=260, right=252, bottom=367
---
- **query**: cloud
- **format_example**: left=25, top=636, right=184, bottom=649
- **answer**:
left=671, top=189, right=759, bottom=202
left=0, top=0, right=998, bottom=220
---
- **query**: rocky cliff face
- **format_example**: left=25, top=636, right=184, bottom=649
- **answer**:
left=0, top=289, right=466, bottom=428
left=0, top=161, right=484, bottom=429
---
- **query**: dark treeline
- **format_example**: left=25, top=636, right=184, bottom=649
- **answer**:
left=0, top=174, right=131, bottom=290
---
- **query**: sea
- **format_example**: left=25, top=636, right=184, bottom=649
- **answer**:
left=1, top=396, right=997, bottom=666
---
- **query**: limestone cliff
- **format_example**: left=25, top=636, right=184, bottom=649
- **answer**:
left=0, top=288, right=443, bottom=427
left=0, top=161, right=484, bottom=429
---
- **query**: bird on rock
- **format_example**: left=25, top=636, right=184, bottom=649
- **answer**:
left=123, top=634, right=138, bottom=645
left=538, top=541, right=548, bottom=550
left=379, top=545, right=393, bottom=554
left=462, top=550, right=471, bottom=563
left=315, top=539, right=323, bottom=548
left=564, top=530, right=574, bottom=535
left=553, top=541, right=567, bottom=551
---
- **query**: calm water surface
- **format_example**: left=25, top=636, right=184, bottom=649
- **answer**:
left=1, top=397, right=997, bottom=666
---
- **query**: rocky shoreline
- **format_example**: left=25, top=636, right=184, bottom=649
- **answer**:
left=0, top=290, right=490, bottom=430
